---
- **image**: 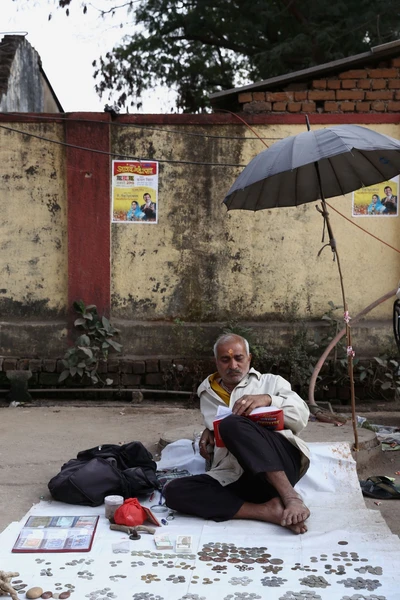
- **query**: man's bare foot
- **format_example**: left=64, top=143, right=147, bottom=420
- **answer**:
left=266, top=497, right=308, bottom=534
left=280, top=494, right=310, bottom=527
left=234, top=496, right=308, bottom=534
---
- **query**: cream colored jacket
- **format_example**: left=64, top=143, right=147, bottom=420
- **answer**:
left=198, top=368, right=310, bottom=486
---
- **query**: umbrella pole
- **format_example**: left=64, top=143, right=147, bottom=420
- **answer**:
left=315, top=176, right=359, bottom=452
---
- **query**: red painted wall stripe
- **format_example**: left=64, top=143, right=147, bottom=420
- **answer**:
left=65, top=113, right=111, bottom=321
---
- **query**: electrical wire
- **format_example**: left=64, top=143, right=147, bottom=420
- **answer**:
left=5, top=111, right=280, bottom=142
left=0, top=123, right=247, bottom=168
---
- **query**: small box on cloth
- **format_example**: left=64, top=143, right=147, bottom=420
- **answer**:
left=213, top=405, right=284, bottom=448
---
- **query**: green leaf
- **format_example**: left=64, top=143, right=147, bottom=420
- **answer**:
left=102, top=316, right=111, bottom=332
left=70, top=367, right=77, bottom=377
left=76, top=334, right=90, bottom=346
left=360, top=371, right=367, bottom=381
left=77, top=368, right=83, bottom=377
left=73, top=300, right=86, bottom=314
left=374, top=357, right=387, bottom=367
left=107, top=339, right=123, bottom=352
left=321, top=315, right=332, bottom=321
left=85, top=304, right=97, bottom=312
left=58, top=370, right=70, bottom=382
left=74, top=318, right=86, bottom=326
left=381, top=381, right=392, bottom=390
left=78, top=346, right=93, bottom=358
left=105, top=378, right=113, bottom=385
left=83, top=312, right=94, bottom=321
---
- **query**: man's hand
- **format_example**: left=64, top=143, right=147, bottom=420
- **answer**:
left=199, top=428, right=215, bottom=460
left=232, top=394, right=272, bottom=416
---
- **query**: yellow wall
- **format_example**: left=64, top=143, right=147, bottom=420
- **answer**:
left=111, top=122, right=400, bottom=323
left=0, top=122, right=68, bottom=317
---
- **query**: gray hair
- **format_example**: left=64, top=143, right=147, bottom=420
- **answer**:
left=213, top=334, right=250, bottom=357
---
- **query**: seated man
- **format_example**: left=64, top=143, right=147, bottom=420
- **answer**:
left=165, top=334, right=311, bottom=534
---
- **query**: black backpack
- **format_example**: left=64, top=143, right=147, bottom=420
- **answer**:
left=48, top=441, right=159, bottom=506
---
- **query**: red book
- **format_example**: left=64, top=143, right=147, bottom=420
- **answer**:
left=213, top=407, right=284, bottom=448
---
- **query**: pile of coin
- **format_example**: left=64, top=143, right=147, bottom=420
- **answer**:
left=299, top=575, right=331, bottom=588
left=77, top=570, right=95, bottom=580
left=109, top=574, right=127, bottom=582
left=354, top=566, right=383, bottom=576
left=228, top=576, right=253, bottom=587
left=261, top=564, right=283, bottom=574
left=339, top=595, right=387, bottom=600
left=260, top=576, right=288, bottom=587
left=279, top=592, right=323, bottom=600
left=178, top=595, right=206, bottom=600
left=132, top=594, right=164, bottom=600
left=337, top=577, right=382, bottom=591
left=197, top=542, right=285, bottom=567
left=141, top=574, right=161, bottom=584
left=166, top=574, right=186, bottom=584
left=84, top=588, right=116, bottom=599
left=223, top=594, right=262, bottom=600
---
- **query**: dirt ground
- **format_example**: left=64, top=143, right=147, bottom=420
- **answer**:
left=0, top=401, right=399, bottom=537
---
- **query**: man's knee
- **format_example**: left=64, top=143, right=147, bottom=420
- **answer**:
left=219, top=414, right=247, bottom=440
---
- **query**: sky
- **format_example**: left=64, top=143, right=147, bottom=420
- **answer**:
left=2, top=0, right=176, bottom=113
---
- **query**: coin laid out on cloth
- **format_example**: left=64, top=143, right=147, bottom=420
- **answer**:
left=223, top=593, right=262, bottom=600
left=299, top=575, right=331, bottom=588
left=261, top=575, right=288, bottom=587
left=337, top=577, right=382, bottom=591
left=279, top=592, right=323, bottom=600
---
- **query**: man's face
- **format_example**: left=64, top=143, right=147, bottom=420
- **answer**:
left=215, top=339, right=251, bottom=387
left=385, top=187, right=392, bottom=197
left=144, top=194, right=151, bottom=203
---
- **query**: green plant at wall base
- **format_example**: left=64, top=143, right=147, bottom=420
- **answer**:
left=58, top=301, right=122, bottom=385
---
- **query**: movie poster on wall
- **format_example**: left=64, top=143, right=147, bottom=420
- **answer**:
left=352, top=175, right=399, bottom=217
left=112, top=160, right=158, bottom=224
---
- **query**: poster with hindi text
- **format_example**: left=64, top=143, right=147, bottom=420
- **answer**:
left=352, top=176, right=399, bottom=217
left=112, top=160, right=158, bottom=224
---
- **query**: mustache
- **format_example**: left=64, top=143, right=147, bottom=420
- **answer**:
left=227, top=369, right=242, bottom=375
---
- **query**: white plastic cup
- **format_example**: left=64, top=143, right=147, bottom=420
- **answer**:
left=104, top=494, right=124, bottom=520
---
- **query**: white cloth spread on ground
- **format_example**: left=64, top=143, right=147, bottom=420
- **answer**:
left=0, top=442, right=399, bottom=600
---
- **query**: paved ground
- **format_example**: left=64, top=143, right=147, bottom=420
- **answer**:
left=0, top=402, right=399, bottom=536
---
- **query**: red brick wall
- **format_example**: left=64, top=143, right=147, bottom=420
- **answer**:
left=239, top=57, right=400, bottom=114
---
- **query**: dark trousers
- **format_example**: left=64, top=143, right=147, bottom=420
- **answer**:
left=164, top=414, right=302, bottom=521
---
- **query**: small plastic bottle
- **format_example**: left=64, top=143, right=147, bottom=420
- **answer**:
left=104, top=495, right=124, bottom=520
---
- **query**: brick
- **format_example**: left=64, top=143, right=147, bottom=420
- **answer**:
left=0, top=358, right=3, bottom=371
left=371, top=79, right=387, bottom=89
left=395, top=90, right=400, bottom=100
left=160, top=359, right=172, bottom=371
left=355, top=102, right=371, bottom=112
left=388, top=79, right=400, bottom=88
left=388, top=101, right=400, bottom=111
left=391, top=58, right=400, bottom=67
left=253, top=92, right=265, bottom=101
left=287, top=102, right=302, bottom=112
left=146, top=359, right=159, bottom=373
left=145, top=373, right=164, bottom=386
left=43, top=359, right=57, bottom=373
left=121, top=373, right=142, bottom=386
left=107, top=358, right=120, bottom=372
left=371, top=101, right=386, bottom=111
left=324, top=101, right=340, bottom=112
left=3, top=358, right=17, bottom=371
left=18, top=358, right=30, bottom=370
left=341, top=101, right=356, bottom=112
left=336, top=90, right=365, bottom=100
left=119, top=359, right=133, bottom=374
left=238, top=92, right=252, bottom=103
left=294, top=91, right=307, bottom=101
left=133, top=361, right=146, bottom=374
left=272, top=101, right=287, bottom=111
left=365, top=90, right=393, bottom=100
left=341, top=79, right=357, bottom=89
left=368, top=68, right=398, bottom=78
left=266, top=92, right=293, bottom=102
left=312, top=79, right=327, bottom=89
left=339, top=69, right=367, bottom=79
left=327, top=80, right=341, bottom=89
left=284, top=82, right=308, bottom=91
left=358, top=79, right=372, bottom=89
left=308, top=90, right=335, bottom=100
left=29, top=359, right=42, bottom=372
left=39, top=372, right=61, bottom=386
left=243, top=101, right=272, bottom=113
left=302, top=101, right=316, bottom=112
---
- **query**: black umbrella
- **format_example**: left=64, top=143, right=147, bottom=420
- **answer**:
left=224, top=119, right=400, bottom=449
